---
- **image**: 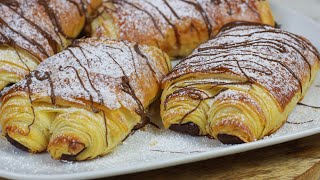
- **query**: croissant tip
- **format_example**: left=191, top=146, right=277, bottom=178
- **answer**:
left=5, top=134, right=30, bottom=152
left=217, top=134, right=244, bottom=144
left=169, top=122, right=200, bottom=136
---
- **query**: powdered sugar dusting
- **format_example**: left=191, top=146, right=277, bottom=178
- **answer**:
left=1, top=38, right=168, bottom=112
left=0, top=0, right=99, bottom=90
left=0, top=0, right=87, bottom=60
left=100, top=0, right=263, bottom=44
left=165, top=23, right=319, bottom=108
left=0, top=72, right=319, bottom=177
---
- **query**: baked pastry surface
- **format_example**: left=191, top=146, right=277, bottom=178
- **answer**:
left=0, top=0, right=102, bottom=90
left=90, top=0, right=274, bottom=58
left=0, top=38, right=171, bottom=160
left=161, top=22, right=320, bottom=143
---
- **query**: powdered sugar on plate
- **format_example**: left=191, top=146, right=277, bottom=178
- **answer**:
left=0, top=71, right=319, bottom=177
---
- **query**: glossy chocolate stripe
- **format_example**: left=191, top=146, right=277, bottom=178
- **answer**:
left=0, top=0, right=89, bottom=65
left=144, top=0, right=181, bottom=49
left=179, top=0, right=213, bottom=37
left=25, top=74, right=36, bottom=134
left=5, top=4, right=59, bottom=54
left=162, top=0, right=180, bottom=20
left=133, top=44, right=159, bottom=83
left=113, top=0, right=165, bottom=38
left=178, top=88, right=228, bottom=124
left=0, top=16, right=50, bottom=58
left=163, top=22, right=318, bottom=120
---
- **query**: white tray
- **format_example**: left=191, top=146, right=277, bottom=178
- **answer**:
left=1, top=1, right=320, bottom=179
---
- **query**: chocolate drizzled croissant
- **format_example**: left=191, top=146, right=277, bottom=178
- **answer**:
left=161, top=22, right=320, bottom=143
left=0, top=0, right=101, bottom=90
left=90, top=0, right=274, bottom=58
left=0, top=38, right=171, bottom=160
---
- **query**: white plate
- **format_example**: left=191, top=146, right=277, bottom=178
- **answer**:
left=1, top=2, right=320, bottom=180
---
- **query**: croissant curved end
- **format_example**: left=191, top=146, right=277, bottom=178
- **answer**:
left=160, top=83, right=210, bottom=135
left=0, top=91, right=53, bottom=153
left=47, top=108, right=107, bottom=161
left=207, top=89, right=270, bottom=142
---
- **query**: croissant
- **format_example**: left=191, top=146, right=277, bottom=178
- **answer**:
left=160, top=22, right=320, bottom=144
left=0, top=0, right=101, bottom=90
left=90, top=0, right=275, bottom=58
left=0, top=38, right=171, bottom=160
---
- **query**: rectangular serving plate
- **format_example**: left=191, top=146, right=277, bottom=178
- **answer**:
left=1, top=1, right=320, bottom=179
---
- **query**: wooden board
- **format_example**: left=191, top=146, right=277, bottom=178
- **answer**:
left=106, top=134, right=320, bottom=180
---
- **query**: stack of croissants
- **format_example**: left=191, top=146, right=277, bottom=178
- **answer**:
left=0, top=0, right=318, bottom=161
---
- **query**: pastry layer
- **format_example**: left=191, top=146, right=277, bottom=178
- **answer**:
left=0, top=0, right=102, bottom=90
left=161, top=22, right=320, bottom=143
left=0, top=38, right=171, bottom=160
left=90, top=0, right=275, bottom=58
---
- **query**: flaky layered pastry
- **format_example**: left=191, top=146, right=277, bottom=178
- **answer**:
left=0, top=38, right=171, bottom=160
left=90, top=0, right=274, bottom=58
left=0, top=0, right=101, bottom=90
left=161, top=22, right=320, bottom=144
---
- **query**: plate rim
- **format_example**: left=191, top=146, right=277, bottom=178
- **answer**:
left=2, top=128, right=320, bottom=180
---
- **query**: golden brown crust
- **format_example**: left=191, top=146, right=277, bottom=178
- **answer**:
left=90, top=0, right=275, bottom=58
left=0, top=0, right=102, bottom=90
left=160, top=22, right=320, bottom=143
left=0, top=38, right=171, bottom=160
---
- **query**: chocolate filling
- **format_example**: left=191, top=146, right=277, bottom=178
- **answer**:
left=5, top=83, right=15, bottom=88
left=169, top=122, right=200, bottom=136
left=60, top=154, right=78, bottom=161
left=275, top=21, right=282, bottom=29
left=217, top=134, right=244, bottom=144
left=5, top=134, right=29, bottom=152
left=60, top=147, right=87, bottom=161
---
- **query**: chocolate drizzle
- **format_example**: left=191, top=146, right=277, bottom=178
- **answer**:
left=34, top=70, right=55, bottom=105
left=176, top=88, right=228, bottom=124
left=163, top=22, right=319, bottom=110
left=179, top=0, right=213, bottom=37
left=0, top=15, right=50, bottom=58
left=13, top=45, right=31, bottom=71
left=112, top=0, right=165, bottom=38
left=286, top=120, right=314, bottom=125
left=162, top=22, right=319, bottom=139
left=100, top=0, right=266, bottom=55
left=1, top=38, right=166, bottom=150
left=133, top=44, right=159, bottom=83
left=162, top=0, right=180, bottom=20
left=37, top=0, right=67, bottom=45
left=144, top=0, right=181, bottom=49
left=0, top=0, right=90, bottom=66
left=150, top=149, right=205, bottom=154
left=297, top=103, right=320, bottom=109
left=241, top=0, right=260, bottom=18
left=25, top=74, right=36, bottom=134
